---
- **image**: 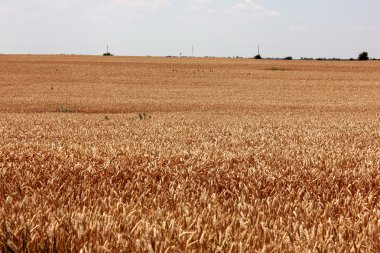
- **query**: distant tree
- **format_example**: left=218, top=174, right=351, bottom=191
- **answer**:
left=358, top=52, right=369, bottom=61
left=284, top=56, right=293, bottom=60
left=254, top=54, right=262, bottom=59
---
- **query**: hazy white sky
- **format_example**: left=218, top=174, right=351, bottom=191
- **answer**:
left=1, top=0, right=379, bottom=58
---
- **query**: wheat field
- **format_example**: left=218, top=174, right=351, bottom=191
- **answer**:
left=1, top=55, right=380, bottom=252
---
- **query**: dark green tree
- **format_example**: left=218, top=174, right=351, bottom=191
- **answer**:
left=358, top=52, right=369, bottom=61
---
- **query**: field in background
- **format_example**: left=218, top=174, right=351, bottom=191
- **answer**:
left=1, top=55, right=380, bottom=252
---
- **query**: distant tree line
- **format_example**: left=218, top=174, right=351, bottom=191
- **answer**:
left=101, top=49, right=376, bottom=61
left=215, top=51, right=376, bottom=61
left=252, top=52, right=374, bottom=61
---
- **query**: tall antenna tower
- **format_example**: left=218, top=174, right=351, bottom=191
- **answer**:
left=192, top=45, right=194, bottom=57
left=258, top=44, right=260, bottom=55
left=106, top=45, right=109, bottom=54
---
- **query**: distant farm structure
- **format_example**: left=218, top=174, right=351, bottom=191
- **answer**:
left=103, top=45, right=113, bottom=56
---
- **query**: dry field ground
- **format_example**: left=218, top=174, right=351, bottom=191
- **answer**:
left=1, top=55, right=380, bottom=252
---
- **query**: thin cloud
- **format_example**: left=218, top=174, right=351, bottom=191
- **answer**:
left=88, top=0, right=171, bottom=19
left=31, top=0, right=170, bottom=12
left=111, top=0, right=170, bottom=12
left=227, top=0, right=279, bottom=16
left=187, top=0, right=212, bottom=11
left=30, top=0, right=83, bottom=10
left=288, top=24, right=309, bottom=32
left=0, top=5, right=11, bottom=13
left=350, top=26, right=379, bottom=32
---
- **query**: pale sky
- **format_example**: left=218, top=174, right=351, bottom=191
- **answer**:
left=1, top=0, right=379, bottom=58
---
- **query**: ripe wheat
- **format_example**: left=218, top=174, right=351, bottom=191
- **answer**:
left=1, top=55, right=380, bottom=252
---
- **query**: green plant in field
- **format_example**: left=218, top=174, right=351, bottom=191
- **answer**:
left=138, top=113, right=146, bottom=120
left=58, top=104, right=74, bottom=113
left=138, top=113, right=151, bottom=120
left=269, top=66, right=285, bottom=71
